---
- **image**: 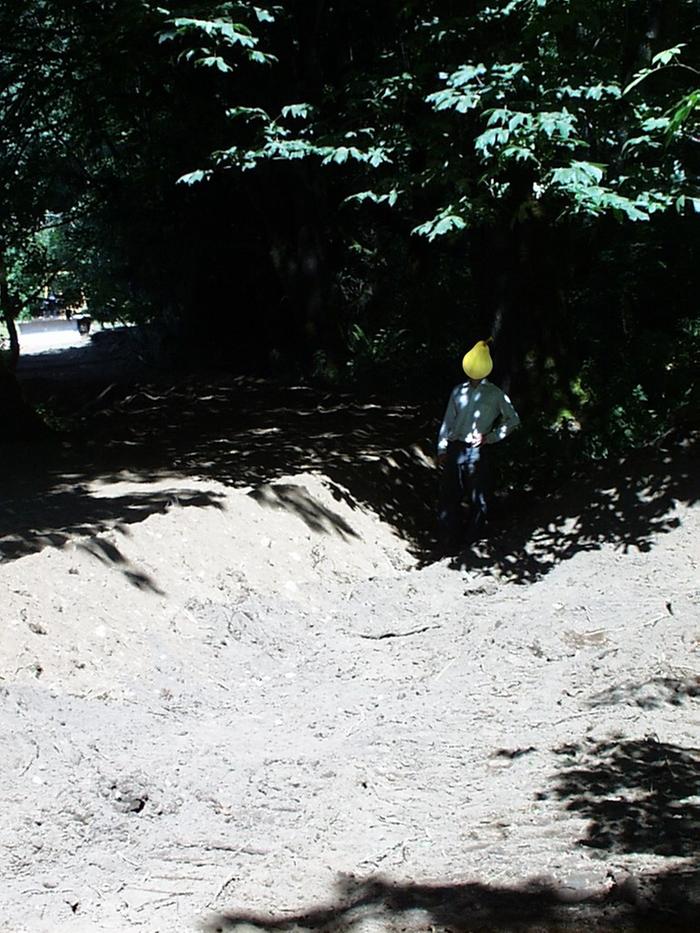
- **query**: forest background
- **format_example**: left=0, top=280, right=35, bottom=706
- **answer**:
left=1, top=0, right=698, bottom=475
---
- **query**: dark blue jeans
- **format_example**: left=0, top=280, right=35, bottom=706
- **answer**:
left=438, top=441, right=490, bottom=548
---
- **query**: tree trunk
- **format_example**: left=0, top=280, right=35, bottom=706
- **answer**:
left=0, top=249, right=20, bottom=372
left=0, top=248, right=49, bottom=442
left=2, top=306, right=20, bottom=373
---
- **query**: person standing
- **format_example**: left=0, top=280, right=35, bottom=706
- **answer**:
left=436, top=339, right=520, bottom=551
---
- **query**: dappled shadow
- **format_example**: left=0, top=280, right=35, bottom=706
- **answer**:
left=61, top=376, right=696, bottom=586
left=7, top=332, right=699, bottom=578
left=77, top=535, right=165, bottom=594
left=0, top=442, right=224, bottom=564
left=5, top=369, right=438, bottom=564
left=587, top=677, right=700, bottom=710
left=249, top=483, right=359, bottom=539
left=442, top=438, right=699, bottom=583
left=549, top=736, right=700, bottom=859
left=87, top=380, right=437, bottom=539
left=205, top=732, right=699, bottom=932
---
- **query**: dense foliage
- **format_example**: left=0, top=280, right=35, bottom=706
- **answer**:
left=1, top=1, right=698, bottom=459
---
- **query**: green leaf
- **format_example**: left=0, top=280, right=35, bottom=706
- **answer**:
left=651, top=44, right=685, bottom=67
left=502, top=145, right=537, bottom=163
left=254, top=7, right=275, bottom=23
left=475, top=127, right=510, bottom=157
left=486, top=108, right=511, bottom=127
left=666, top=90, right=700, bottom=136
left=412, top=211, right=467, bottom=241
left=345, top=188, right=401, bottom=207
left=365, top=146, right=392, bottom=167
left=621, top=134, right=661, bottom=155
left=509, top=112, right=530, bottom=130
left=226, top=106, right=269, bottom=121
left=177, top=169, right=212, bottom=185
left=434, top=215, right=467, bottom=236
left=641, top=117, right=671, bottom=132
left=169, top=18, right=257, bottom=48
left=585, top=83, right=617, bottom=100
left=537, top=110, right=577, bottom=140
left=198, top=56, right=233, bottom=72
left=449, top=63, right=487, bottom=88
left=491, top=62, right=525, bottom=82
left=281, top=103, right=313, bottom=120
left=249, top=50, right=277, bottom=64
left=551, top=160, right=605, bottom=187
left=328, top=147, right=348, bottom=164
left=556, top=83, right=622, bottom=101
left=614, top=200, right=650, bottom=221
left=426, top=87, right=481, bottom=112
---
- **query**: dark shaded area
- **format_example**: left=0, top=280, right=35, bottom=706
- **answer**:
left=551, top=736, right=700, bottom=859
left=0, top=455, right=224, bottom=564
left=2, top=339, right=437, bottom=565
left=204, top=868, right=699, bottom=932
left=80, top=375, right=698, bottom=586
left=2, top=333, right=698, bottom=584
left=2, top=2, right=699, bottom=475
left=445, top=436, right=699, bottom=583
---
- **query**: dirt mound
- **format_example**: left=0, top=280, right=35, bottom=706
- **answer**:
left=1, top=370, right=698, bottom=932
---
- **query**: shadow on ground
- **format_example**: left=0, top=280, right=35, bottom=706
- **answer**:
left=248, top=483, right=359, bottom=540
left=549, top=736, right=700, bottom=859
left=3, top=336, right=699, bottom=582
left=205, top=734, right=699, bottom=932
left=204, top=867, right=698, bottom=932
left=445, top=437, right=699, bottom=582
left=0, top=443, right=224, bottom=564
left=75, top=534, right=167, bottom=594
left=1, top=376, right=437, bottom=564
left=587, top=676, right=699, bottom=711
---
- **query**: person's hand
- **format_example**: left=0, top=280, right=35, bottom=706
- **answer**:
left=436, top=452, right=448, bottom=466
left=467, top=431, right=484, bottom=447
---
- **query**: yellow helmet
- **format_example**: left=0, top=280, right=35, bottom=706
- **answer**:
left=462, top=339, right=493, bottom=379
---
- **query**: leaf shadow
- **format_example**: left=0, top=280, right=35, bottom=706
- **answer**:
left=6, top=356, right=699, bottom=588
left=204, top=734, right=700, bottom=933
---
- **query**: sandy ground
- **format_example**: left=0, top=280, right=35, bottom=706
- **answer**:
left=18, top=327, right=92, bottom=357
left=1, top=333, right=698, bottom=932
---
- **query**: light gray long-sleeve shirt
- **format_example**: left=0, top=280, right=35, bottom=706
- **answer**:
left=437, top=378, right=520, bottom=452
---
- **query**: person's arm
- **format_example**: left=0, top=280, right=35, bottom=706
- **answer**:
left=437, top=388, right=458, bottom=454
left=484, top=390, right=520, bottom=444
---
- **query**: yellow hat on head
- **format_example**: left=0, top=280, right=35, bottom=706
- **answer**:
left=462, top=339, right=493, bottom=379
